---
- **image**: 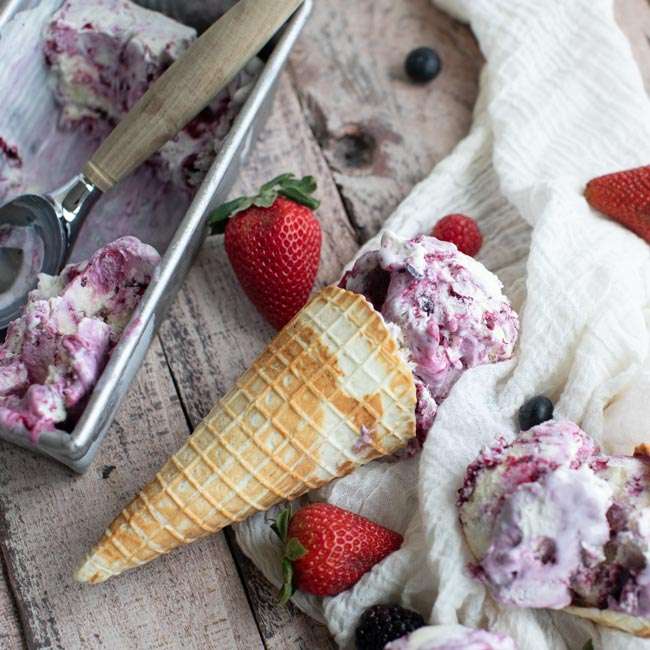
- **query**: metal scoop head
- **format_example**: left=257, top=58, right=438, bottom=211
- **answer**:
left=0, top=174, right=100, bottom=329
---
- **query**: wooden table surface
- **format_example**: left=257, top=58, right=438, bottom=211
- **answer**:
left=2, top=1, right=650, bottom=648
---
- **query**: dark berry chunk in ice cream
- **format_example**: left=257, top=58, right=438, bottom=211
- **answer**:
left=518, top=395, right=555, bottom=431
left=404, top=47, right=441, bottom=83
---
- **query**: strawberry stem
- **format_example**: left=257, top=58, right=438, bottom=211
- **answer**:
left=271, top=507, right=307, bottom=605
left=208, top=173, right=320, bottom=235
left=271, top=507, right=291, bottom=542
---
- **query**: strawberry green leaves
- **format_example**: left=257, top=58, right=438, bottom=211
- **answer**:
left=208, top=173, right=320, bottom=235
left=271, top=507, right=307, bottom=605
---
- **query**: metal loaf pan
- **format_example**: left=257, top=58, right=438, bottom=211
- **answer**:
left=0, top=0, right=312, bottom=472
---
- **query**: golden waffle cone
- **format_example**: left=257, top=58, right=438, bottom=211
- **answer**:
left=76, top=286, right=416, bottom=583
left=564, top=606, right=650, bottom=638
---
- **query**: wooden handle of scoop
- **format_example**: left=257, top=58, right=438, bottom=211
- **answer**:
left=84, top=0, right=302, bottom=192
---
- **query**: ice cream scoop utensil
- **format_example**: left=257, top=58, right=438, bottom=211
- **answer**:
left=0, top=0, right=303, bottom=329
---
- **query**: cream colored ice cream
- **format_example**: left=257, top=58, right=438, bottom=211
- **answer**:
left=341, top=231, right=518, bottom=446
left=459, top=420, right=650, bottom=621
left=385, top=624, right=517, bottom=650
left=43, top=0, right=260, bottom=190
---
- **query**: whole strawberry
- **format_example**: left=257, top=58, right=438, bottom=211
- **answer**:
left=585, top=165, right=650, bottom=244
left=432, top=213, right=482, bottom=256
left=272, top=503, right=403, bottom=602
left=208, top=174, right=322, bottom=329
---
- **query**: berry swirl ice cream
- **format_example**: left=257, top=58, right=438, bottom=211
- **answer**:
left=0, top=138, right=23, bottom=203
left=459, top=420, right=650, bottom=620
left=385, top=624, right=517, bottom=650
left=0, top=236, right=159, bottom=441
left=43, top=0, right=260, bottom=190
left=341, top=232, right=519, bottom=445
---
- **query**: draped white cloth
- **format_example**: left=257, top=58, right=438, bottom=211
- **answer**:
left=236, top=1, right=650, bottom=647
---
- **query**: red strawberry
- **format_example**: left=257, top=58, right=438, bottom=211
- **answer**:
left=585, top=165, right=650, bottom=243
left=271, top=503, right=403, bottom=602
left=208, top=174, right=322, bottom=329
left=432, top=213, right=482, bottom=256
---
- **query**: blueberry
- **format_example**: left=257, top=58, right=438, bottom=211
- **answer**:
left=518, top=395, right=554, bottom=431
left=404, top=47, right=441, bottom=83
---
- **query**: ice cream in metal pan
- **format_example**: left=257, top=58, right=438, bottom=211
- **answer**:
left=0, top=236, right=160, bottom=442
left=459, top=419, right=650, bottom=637
left=0, top=0, right=314, bottom=470
left=0, top=0, right=303, bottom=330
left=43, top=0, right=258, bottom=192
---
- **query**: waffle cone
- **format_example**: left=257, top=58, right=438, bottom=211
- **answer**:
left=564, top=606, right=650, bottom=637
left=76, top=286, right=416, bottom=583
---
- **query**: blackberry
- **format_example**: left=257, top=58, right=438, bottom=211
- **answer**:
left=355, top=604, right=425, bottom=650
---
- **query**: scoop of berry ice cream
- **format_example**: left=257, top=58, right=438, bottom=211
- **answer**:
left=385, top=624, right=517, bottom=650
left=341, top=231, right=518, bottom=445
left=459, top=420, right=650, bottom=618
left=43, top=0, right=260, bottom=190
left=0, top=236, right=159, bottom=441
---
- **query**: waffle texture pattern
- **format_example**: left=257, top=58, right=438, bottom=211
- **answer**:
left=76, top=287, right=415, bottom=583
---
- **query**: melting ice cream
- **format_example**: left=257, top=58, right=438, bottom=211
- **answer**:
left=459, top=420, right=650, bottom=618
left=341, top=232, right=518, bottom=445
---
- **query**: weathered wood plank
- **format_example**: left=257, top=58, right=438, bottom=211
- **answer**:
left=0, top=559, right=25, bottom=650
left=615, top=0, right=650, bottom=92
left=288, top=0, right=482, bottom=242
left=158, top=72, right=355, bottom=649
left=0, top=340, right=264, bottom=650
left=225, top=529, right=338, bottom=650
left=288, top=0, right=650, bottom=245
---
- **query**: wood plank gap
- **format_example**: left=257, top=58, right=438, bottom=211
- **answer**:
left=0, top=535, right=28, bottom=650
left=155, top=332, right=271, bottom=649
left=284, top=64, right=365, bottom=244
left=223, top=529, right=272, bottom=650
left=155, top=332, right=194, bottom=434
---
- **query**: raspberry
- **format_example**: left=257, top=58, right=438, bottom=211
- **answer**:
left=432, top=214, right=482, bottom=257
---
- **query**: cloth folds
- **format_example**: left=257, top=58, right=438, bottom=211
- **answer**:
left=236, top=1, right=650, bottom=647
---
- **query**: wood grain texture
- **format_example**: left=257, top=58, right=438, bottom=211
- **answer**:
left=288, top=0, right=650, bottom=244
left=0, top=340, right=264, bottom=650
left=0, top=560, right=25, bottom=650
left=288, top=0, right=482, bottom=242
left=158, top=72, right=355, bottom=649
left=225, top=529, right=337, bottom=650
